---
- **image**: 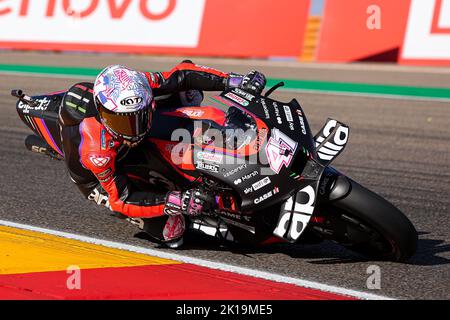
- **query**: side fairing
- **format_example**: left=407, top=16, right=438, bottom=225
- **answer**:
left=16, top=92, right=66, bottom=157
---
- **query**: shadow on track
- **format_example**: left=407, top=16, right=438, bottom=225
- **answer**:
left=133, top=230, right=450, bottom=266
left=133, top=230, right=370, bottom=264
left=406, top=232, right=450, bottom=266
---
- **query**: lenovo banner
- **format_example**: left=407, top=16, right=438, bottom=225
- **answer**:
left=0, top=0, right=310, bottom=58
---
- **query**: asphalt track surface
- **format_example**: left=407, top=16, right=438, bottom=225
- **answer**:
left=0, top=52, right=449, bottom=299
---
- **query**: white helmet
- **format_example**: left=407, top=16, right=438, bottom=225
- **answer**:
left=93, top=65, right=155, bottom=145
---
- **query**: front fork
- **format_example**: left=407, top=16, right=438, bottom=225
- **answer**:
left=316, top=166, right=352, bottom=204
left=306, top=166, right=353, bottom=238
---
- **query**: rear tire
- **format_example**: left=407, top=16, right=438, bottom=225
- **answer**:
left=322, top=179, right=418, bottom=262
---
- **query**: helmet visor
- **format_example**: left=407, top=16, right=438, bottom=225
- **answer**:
left=98, top=102, right=152, bottom=141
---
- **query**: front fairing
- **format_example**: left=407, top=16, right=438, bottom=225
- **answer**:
left=148, top=88, right=318, bottom=212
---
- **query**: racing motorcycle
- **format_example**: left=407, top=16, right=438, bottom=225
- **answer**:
left=11, top=82, right=418, bottom=262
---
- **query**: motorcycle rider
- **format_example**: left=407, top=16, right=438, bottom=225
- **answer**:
left=58, top=61, right=266, bottom=247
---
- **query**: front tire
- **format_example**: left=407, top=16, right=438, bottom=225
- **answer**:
left=320, top=178, right=418, bottom=262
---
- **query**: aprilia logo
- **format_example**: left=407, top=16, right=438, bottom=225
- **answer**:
left=88, top=188, right=110, bottom=208
left=273, top=184, right=316, bottom=242
left=315, top=119, right=349, bottom=162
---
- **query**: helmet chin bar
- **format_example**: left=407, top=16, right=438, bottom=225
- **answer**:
left=101, top=119, right=147, bottom=148
left=122, top=139, right=142, bottom=148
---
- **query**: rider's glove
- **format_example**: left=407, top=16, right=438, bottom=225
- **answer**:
left=164, top=189, right=215, bottom=216
left=226, top=70, right=266, bottom=95
left=240, top=70, right=266, bottom=95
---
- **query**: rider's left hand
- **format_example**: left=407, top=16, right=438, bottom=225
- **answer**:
left=240, top=70, right=266, bottom=95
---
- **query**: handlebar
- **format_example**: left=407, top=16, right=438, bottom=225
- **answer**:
left=264, top=82, right=285, bottom=98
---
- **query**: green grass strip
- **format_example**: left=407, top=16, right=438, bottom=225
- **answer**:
left=2, top=63, right=450, bottom=100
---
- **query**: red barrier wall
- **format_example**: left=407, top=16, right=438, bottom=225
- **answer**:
left=316, top=0, right=411, bottom=62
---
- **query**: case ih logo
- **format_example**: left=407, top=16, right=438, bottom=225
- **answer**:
left=0, top=0, right=206, bottom=48
left=403, top=0, right=450, bottom=62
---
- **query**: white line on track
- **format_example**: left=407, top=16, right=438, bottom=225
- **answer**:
left=0, top=219, right=393, bottom=300
left=3, top=70, right=449, bottom=103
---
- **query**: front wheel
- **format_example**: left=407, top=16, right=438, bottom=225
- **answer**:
left=316, top=178, right=418, bottom=262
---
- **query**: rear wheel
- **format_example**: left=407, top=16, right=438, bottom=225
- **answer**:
left=315, top=179, right=418, bottom=262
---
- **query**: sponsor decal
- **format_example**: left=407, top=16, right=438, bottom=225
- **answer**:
left=252, top=177, right=271, bottom=191
left=96, top=168, right=112, bottom=179
left=31, top=145, right=47, bottom=155
left=219, top=210, right=245, bottom=221
left=234, top=170, right=259, bottom=185
left=273, top=102, right=282, bottom=125
left=283, top=106, right=293, bottom=122
left=223, top=163, right=247, bottom=178
left=194, top=64, right=222, bottom=73
left=254, top=128, right=268, bottom=151
left=96, top=168, right=113, bottom=182
left=319, top=172, right=333, bottom=196
left=181, top=109, right=205, bottom=118
left=244, top=186, right=253, bottom=195
left=296, top=109, right=307, bottom=135
left=232, top=88, right=255, bottom=101
left=221, top=217, right=255, bottom=233
left=0, top=0, right=206, bottom=48
left=283, top=105, right=294, bottom=131
left=260, top=99, right=270, bottom=119
left=244, top=176, right=272, bottom=194
left=196, top=161, right=219, bottom=173
left=101, top=129, right=107, bottom=150
left=225, top=92, right=249, bottom=106
left=254, top=187, right=279, bottom=204
left=18, top=97, right=51, bottom=114
left=89, top=155, right=110, bottom=168
left=265, top=129, right=298, bottom=174
left=120, top=96, right=143, bottom=106
left=197, top=151, right=223, bottom=164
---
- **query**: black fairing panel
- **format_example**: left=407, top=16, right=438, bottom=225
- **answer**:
left=16, top=92, right=66, bottom=155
